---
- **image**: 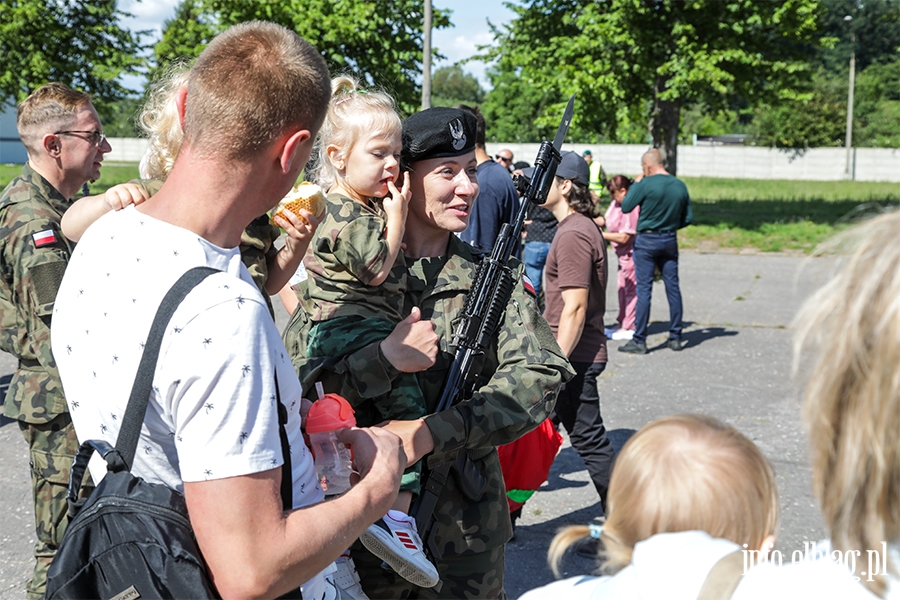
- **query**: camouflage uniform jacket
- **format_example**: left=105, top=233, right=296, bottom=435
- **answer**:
left=0, top=164, right=75, bottom=423
left=287, top=234, right=573, bottom=556
left=139, top=178, right=279, bottom=314
left=301, top=193, right=405, bottom=323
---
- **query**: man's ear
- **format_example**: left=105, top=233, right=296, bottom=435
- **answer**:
left=280, top=129, right=312, bottom=174
left=42, top=133, right=61, bottom=157
left=175, top=86, right=188, bottom=129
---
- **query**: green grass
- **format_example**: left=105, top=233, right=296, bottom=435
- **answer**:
left=0, top=163, right=141, bottom=196
left=3, top=165, right=898, bottom=253
left=679, top=177, right=900, bottom=253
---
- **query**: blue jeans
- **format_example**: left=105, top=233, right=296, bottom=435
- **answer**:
left=523, top=241, right=551, bottom=296
left=633, top=231, right=683, bottom=344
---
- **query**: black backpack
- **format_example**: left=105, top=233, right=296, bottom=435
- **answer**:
left=45, top=267, right=293, bottom=600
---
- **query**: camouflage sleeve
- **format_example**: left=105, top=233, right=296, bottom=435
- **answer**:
left=0, top=214, right=69, bottom=367
left=424, top=268, right=574, bottom=459
left=331, top=214, right=390, bottom=286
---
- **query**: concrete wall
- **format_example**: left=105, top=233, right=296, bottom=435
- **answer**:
left=2, top=121, right=896, bottom=183
left=486, top=143, right=900, bottom=182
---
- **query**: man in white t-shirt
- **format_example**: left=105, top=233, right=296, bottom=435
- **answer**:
left=52, top=22, right=405, bottom=599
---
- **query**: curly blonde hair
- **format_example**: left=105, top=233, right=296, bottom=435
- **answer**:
left=793, top=209, right=900, bottom=597
left=314, top=76, right=401, bottom=192
left=138, top=66, right=189, bottom=180
left=547, top=414, right=779, bottom=577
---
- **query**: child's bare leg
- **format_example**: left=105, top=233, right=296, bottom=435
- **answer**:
left=390, top=491, right=412, bottom=515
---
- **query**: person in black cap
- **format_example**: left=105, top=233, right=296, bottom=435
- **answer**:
left=542, top=150, right=615, bottom=516
left=288, top=107, right=573, bottom=598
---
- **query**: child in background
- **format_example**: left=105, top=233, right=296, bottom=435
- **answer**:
left=60, top=67, right=316, bottom=314
left=299, top=76, right=439, bottom=589
left=602, top=175, right=639, bottom=341
left=520, top=414, right=780, bottom=600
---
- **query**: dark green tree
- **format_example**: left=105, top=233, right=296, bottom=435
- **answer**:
left=0, top=0, right=144, bottom=107
left=150, top=0, right=451, bottom=115
left=150, top=0, right=219, bottom=84
left=481, top=0, right=825, bottom=174
left=432, top=65, right=485, bottom=108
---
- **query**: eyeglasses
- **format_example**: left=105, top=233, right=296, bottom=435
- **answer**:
left=495, top=155, right=512, bottom=163
left=54, top=130, right=107, bottom=147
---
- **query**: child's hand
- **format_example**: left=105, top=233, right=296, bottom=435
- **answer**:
left=104, top=183, right=150, bottom=211
left=275, top=208, right=320, bottom=255
left=382, top=171, right=411, bottom=222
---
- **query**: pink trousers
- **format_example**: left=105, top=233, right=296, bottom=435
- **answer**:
left=617, top=251, right=637, bottom=331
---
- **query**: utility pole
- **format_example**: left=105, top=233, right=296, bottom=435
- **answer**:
left=844, top=15, right=855, bottom=180
left=422, top=0, right=432, bottom=110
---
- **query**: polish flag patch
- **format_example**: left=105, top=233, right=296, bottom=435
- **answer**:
left=32, top=229, right=57, bottom=247
left=522, top=274, right=537, bottom=298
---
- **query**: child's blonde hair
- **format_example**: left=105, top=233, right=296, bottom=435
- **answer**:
left=793, top=209, right=900, bottom=597
left=547, top=414, right=779, bottom=576
left=138, top=65, right=190, bottom=180
left=314, top=76, right=401, bottom=192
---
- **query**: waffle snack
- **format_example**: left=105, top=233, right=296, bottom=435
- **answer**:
left=270, top=182, right=327, bottom=226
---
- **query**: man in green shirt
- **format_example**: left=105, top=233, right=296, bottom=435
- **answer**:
left=618, top=149, right=693, bottom=355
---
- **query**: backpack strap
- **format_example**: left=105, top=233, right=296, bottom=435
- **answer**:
left=696, top=549, right=745, bottom=600
left=275, top=369, right=292, bottom=511
left=115, top=267, right=220, bottom=469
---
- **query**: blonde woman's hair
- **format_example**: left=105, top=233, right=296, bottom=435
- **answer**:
left=184, top=21, right=330, bottom=161
left=139, top=66, right=190, bottom=180
left=547, top=414, right=779, bottom=577
left=314, top=75, right=402, bottom=192
left=17, top=82, right=93, bottom=155
left=793, top=209, right=900, bottom=597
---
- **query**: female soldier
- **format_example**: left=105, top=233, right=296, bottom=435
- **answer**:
left=285, top=107, right=572, bottom=599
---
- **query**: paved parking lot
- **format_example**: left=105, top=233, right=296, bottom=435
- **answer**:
left=0, top=250, right=837, bottom=599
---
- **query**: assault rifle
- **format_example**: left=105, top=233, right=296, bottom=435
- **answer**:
left=412, top=95, right=575, bottom=564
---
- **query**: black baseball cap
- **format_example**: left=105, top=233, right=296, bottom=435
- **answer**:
left=556, top=150, right=590, bottom=187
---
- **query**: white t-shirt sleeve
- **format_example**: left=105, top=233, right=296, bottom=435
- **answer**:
left=159, top=287, right=283, bottom=483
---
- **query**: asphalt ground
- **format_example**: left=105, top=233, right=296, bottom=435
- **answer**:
left=0, top=250, right=837, bottom=599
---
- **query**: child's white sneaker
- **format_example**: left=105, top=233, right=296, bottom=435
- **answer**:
left=332, top=551, right=369, bottom=600
left=359, top=512, right=439, bottom=588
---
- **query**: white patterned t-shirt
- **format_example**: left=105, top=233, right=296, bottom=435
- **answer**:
left=52, top=205, right=322, bottom=508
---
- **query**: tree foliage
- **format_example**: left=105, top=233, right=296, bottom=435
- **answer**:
left=150, top=0, right=451, bottom=115
left=480, top=0, right=825, bottom=173
left=431, top=65, right=485, bottom=108
left=0, top=0, right=143, bottom=108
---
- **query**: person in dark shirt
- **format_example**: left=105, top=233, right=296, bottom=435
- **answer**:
left=457, top=105, right=521, bottom=257
left=618, top=149, right=693, bottom=355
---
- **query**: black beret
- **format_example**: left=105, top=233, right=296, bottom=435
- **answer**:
left=402, top=107, right=477, bottom=166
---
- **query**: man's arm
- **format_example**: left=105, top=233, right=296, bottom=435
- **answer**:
left=555, top=287, right=588, bottom=357
left=185, top=427, right=404, bottom=600
left=620, top=180, right=644, bottom=214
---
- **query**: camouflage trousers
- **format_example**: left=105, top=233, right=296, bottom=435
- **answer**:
left=350, top=539, right=507, bottom=599
left=18, top=412, right=91, bottom=600
left=308, top=315, right=424, bottom=494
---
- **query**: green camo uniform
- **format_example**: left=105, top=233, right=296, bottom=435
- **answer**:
left=285, top=235, right=574, bottom=598
left=139, top=178, right=280, bottom=317
left=302, top=192, right=424, bottom=493
left=0, top=163, right=88, bottom=600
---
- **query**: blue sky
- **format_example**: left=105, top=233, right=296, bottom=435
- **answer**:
left=119, top=0, right=517, bottom=91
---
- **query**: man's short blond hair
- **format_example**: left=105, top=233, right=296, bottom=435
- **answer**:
left=547, top=414, right=779, bottom=576
left=17, top=82, right=93, bottom=155
left=794, top=209, right=900, bottom=596
left=184, top=21, right=331, bottom=160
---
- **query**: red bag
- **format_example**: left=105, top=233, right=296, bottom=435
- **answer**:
left=498, top=418, right=563, bottom=513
